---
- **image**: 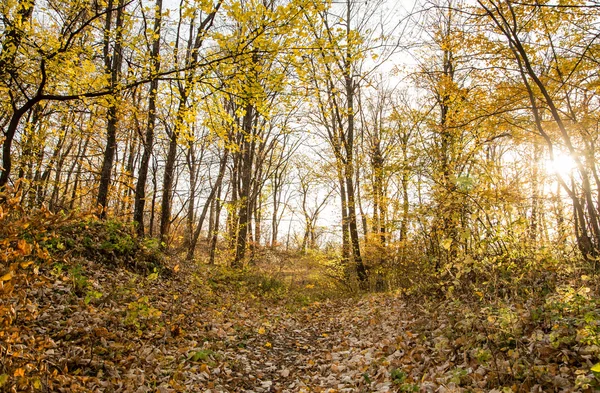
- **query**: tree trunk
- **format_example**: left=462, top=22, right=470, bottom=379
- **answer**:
left=0, top=0, right=36, bottom=188
left=185, top=144, right=197, bottom=248
left=49, top=140, right=74, bottom=211
left=160, top=120, right=180, bottom=247
left=209, top=183, right=224, bottom=265
left=186, top=148, right=229, bottom=261
left=338, top=168, right=351, bottom=265
left=344, top=79, right=367, bottom=284
left=233, top=104, right=255, bottom=267
left=271, top=177, right=280, bottom=248
left=67, top=134, right=91, bottom=209
left=134, top=0, right=162, bottom=235
left=149, top=156, right=158, bottom=237
left=97, top=0, right=124, bottom=217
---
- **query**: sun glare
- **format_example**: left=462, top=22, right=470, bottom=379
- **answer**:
left=549, top=152, right=578, bottom=179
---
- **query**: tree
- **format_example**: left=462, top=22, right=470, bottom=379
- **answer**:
left=133, top=0, right=163, bottom=235
left=295, top=157, right=334, bottom=252
left=300, top=0, right=399, bottom=284
left=158, top=0, right=222, bottom=246
left=0, top=0, right=115, bottom=187
left=97, top=0, right=126, bottom=216
left=210, top=0, right=316, bottom=267
left=477, top=0, right=600, bottom=263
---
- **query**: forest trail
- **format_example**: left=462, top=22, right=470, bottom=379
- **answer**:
left=4, top=255, right=425, bottom=393
left=215, top=295, right=408, bottom=392
left=5, top=250, right=598, bottom=392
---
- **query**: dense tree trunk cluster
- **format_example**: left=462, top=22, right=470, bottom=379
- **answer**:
left=3, top=0, right=600, bottom=281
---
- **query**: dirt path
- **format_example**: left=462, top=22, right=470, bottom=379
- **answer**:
left=213, top=296, right=410, bottom=393
left=6, top=260, right=422, bottom=392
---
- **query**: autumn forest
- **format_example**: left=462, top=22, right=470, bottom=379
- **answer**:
left=2, top=0, right=600, bottom=391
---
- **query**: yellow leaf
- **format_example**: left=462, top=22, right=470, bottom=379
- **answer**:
left=0, top=374, right=7, bottom=386
left=264, top=342, right=272, bottom=348
left=441, top=238, right=452, bottom=250
left=20, top=261, right=33, bottom=269
left=257, top=327, right=266, bottom=335
left=33, top=378, right=41, bottom=389
left=1, top=272, right=13, bottom=282
left=173, top=264, right=180, bottom=273
left=591, top=363, right=600, bottom=372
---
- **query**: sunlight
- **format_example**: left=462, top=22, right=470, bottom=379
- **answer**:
left=548, top=151, right=578, bottom=179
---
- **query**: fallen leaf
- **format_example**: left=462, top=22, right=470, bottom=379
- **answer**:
left=20, top=261, right=34, bottom=269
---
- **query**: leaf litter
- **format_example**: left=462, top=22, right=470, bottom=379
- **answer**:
left=1, top=254, right=599, bottom=392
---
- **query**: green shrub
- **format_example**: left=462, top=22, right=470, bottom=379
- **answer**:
left=49, top=218, right=166, bottom=274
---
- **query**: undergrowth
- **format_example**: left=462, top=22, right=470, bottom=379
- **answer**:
left=197, top=249, right=350, bottom=309
left=0, top=187, right=167, bottom=277
left=386, top=248, right=600, bottom=391
left=2, top=184, right=600, bottom=391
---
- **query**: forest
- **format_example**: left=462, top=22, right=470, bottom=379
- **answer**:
left=2, top=0, right=600, bottom=391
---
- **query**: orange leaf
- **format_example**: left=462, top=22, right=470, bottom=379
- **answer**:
left=20, top=261, right=33, bottom=269
left=13, top=368, right=24, bottom=377
left=17, top=239, right=27, bottom=252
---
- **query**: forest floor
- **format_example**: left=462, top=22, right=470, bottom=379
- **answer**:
left=3, top=250, right=415, bottom=393
left=2, top=214, right=600, bottom=392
